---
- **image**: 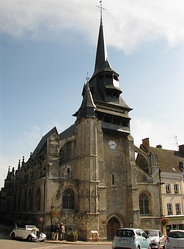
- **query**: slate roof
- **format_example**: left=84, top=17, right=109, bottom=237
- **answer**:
left=150, top=146, right=184, bottom=173
left=31, top=127, right=58, bottom=159
left=59, top=124, right=76, bottom=140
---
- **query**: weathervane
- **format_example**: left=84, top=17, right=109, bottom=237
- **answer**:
left=97, top=0, right=105, bottom=22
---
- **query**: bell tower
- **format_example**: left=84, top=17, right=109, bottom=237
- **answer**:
left=74, top=1, right=135, bottom=241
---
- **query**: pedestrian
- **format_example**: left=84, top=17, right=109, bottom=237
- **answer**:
left=59, top=223, right=65, bottom=240
left=51, top=222, right=55, bottom=240
left=54, top=223, right=59, bottom=240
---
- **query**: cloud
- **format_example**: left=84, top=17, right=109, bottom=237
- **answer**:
left=1, top=0, right=184, bottom=51
left=0, top=122, right=67, bottom=188
left=131, top=114, right=184, bottom=151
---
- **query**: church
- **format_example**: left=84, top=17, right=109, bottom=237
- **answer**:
left=0, top=11, right=164, bottom=241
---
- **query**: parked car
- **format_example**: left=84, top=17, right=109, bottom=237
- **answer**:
left=165, top=230, right=184, bottom=249
left=112, top=228, right=151, bottom=249
left=10, top=224, right=46, bottom=242
left=145, top=229, right=165, bottom=249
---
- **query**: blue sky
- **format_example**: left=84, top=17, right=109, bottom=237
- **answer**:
left=1, top=0, right=184, bottom=188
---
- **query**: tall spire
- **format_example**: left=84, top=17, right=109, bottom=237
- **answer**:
left=94, top=0, right=107, bottom=74
left=75, top=0, right=132, bottom=134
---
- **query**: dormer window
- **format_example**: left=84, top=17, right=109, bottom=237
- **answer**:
left=178, top=162, right=183, bottom=171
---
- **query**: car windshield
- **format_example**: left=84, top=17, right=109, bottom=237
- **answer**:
left=169, top=231, right=184, bottom=238
left=117, top=230, right=134, bottom=237
left=147, top=231, right=158, bottom=236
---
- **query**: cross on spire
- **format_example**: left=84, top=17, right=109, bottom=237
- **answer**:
left=97, top=0, right=105, bottom=23
left=86, top=72, right=89, bottom=83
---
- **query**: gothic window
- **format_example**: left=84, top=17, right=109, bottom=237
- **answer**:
left=139, top=193, right=149, bottom=215
left=174, top=184, right=179, bottom=194
left=167, top=203, right=173, bottom=215
left=63, top=188, right=74, bottom=209
left=166, top=183, right=171, bottom=193
left=175, top=203, right=181, bottom=215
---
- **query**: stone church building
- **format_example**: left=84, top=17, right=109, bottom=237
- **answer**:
left=0, top=16, right=163, bottom=240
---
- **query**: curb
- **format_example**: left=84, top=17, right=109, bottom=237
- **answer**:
left=46, top=240, right=112, bottom=245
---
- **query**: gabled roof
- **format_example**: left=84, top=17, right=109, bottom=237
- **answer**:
left=31, top=127, right=58, bottom=159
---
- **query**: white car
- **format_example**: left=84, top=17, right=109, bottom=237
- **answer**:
left=145, top=229, right=166, bottom=249
left=112, top=228, right=151, bottom=249
left=165, top=230, right=184, bottom=249
left=10, top=225, right=46, bottom=242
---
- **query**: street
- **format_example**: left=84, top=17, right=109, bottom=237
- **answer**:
left=0, top=239, right=112, bottom=249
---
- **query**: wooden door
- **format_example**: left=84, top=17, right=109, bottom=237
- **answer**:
left=107, top=217, right=120, bottom=241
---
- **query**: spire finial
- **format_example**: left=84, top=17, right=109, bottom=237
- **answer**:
left=86, top=72, right=89, bottom=83
left=97, top=0, right=105, bottom=23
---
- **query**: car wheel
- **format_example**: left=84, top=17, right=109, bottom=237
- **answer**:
left=27, top=235, right=32, bottom=242
left=11, top=233, right=15, bottom=240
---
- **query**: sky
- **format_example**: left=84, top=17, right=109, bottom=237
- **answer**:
left=0, top=0, right=184, bottom=189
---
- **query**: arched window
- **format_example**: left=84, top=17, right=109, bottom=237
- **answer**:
left=63, top=188, right=74, bottom=209
left=139, top=193, right=149, bottom=214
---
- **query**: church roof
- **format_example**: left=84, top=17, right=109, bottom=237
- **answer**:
left=59, top=124, right=76, bottom=140
left=31, top=127, right=58, bottom=159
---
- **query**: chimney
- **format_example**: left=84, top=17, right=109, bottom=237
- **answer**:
left=179, top=144, right=184, bottom=155
left=156, top=145, right=162, bottom=148
left=142, top=138, right=150, bottom=152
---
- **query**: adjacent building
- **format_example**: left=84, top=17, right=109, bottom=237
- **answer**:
left=136, top=138, right=184, bottom=234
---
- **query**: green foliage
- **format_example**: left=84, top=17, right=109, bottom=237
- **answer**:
left=67, top=230, right=78, bottom=241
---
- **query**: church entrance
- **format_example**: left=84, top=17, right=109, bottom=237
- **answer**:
left=107, top=217, right=121, bottom=241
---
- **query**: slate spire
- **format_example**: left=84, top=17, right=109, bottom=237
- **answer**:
left=73, top=81, right=96, bottom=119
left=94, top=18, right=108, bottom=74
left=75, top=1, right=132, bottom=129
